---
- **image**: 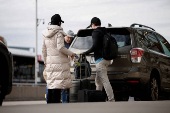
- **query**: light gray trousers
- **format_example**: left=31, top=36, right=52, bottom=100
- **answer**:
left=95, top=59, right=114, bottom=100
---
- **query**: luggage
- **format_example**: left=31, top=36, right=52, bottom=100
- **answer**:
left=69, top=79, right=92, bottom=103
left=69, top=80, right=80, bottom=103
left=69, top=55, right=93, bottom=102
left=70, top=55, right=104, bottom=103
left=74, top=54, right=91, bottom=79
left=78, top=89, right=106, bottom=102
left=80, top=79, right=91, bottom=90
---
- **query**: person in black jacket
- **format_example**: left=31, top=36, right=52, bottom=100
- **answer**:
left=82, top=17, right=114, bottom=102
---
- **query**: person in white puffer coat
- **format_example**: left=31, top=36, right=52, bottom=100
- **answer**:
left=42, top=14, right=75, bottom=103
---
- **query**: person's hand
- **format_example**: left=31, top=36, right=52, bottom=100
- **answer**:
left=74, top=54, right=79, bottom=58
left=71, top=54, right=75, bottom=60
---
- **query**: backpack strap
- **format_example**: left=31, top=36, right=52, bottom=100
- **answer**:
left=97, top=28, right=118, bottom=48
left=97, top=29, right=112, bottom=40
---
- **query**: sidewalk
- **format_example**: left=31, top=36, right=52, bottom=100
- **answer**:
left=4, top=86, right=46, bottom=101
left=3, top=96, right=135, bottom=106
left=2, top=100, right=46, bottom=106
left=1, top=101, right=170, bottom=113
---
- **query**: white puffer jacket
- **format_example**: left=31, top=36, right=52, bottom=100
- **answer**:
left=42, top=25, right=73, bottom=89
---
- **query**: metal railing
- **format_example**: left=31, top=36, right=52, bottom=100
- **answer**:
left=13, top=83, right=46, bottom=86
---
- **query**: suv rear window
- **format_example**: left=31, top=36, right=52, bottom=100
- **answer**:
left=111, top=34, right=131, bottom=47
left=72, top=28, right=131, bottom=49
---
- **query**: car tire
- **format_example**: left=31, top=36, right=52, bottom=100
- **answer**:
left=0, top=96, right=3, bottom=106
left=0, top=84, right=3, bottom=106
left=150, top=77, right=159, bottom=101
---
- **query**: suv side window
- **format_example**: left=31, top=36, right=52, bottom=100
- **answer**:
left=156, top=34, right=170, bottom=56
left=137, top=30, right=151, bottom=49
left=145, top=31, right=162, bottom=53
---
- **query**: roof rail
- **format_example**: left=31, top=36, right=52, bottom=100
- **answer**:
left=130, top=23, right=155, bottom=31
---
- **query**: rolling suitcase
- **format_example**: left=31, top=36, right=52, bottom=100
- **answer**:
left=78, top=89, right=106, bottom=102
left=69, top=55, right=92, bottom=102
left=77, top=55, right=106, bottom=102
left=69, top=79, right=91, bottom=103
left=74, top=54, right=91, bottom=90
left=74, top=54, right=91, bottom=79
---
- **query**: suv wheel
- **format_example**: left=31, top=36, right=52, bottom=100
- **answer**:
left=0, top=97, right=3, bottom=106
left=0, top=84, right=3, bottom=106
left=150, top=77, right=159, bottom=101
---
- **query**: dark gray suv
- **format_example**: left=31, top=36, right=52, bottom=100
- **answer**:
left=69, top=23, right=170, bottom=101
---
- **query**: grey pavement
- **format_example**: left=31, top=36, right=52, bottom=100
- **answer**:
left=1, top=101, right=170, bottom=113
left=2, top=100, right=46, bottom=106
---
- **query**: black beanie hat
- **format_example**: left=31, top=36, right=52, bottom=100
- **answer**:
left=51, top=14, right=64, bottom=25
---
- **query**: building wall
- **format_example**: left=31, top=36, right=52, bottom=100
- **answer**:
left=13, top=55, right=46, bottom=83
left=4, top=85, right=46, bottom=101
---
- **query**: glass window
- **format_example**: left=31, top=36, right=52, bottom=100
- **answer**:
left=72, top=34, right=131, bottom=49
left=72, top=36, right=93, bottom=49
left=137, top=30, right=150, bottom=48
left=111, top=34, right=131, bottom=47
left=156, top=34, right=170, bottom=56
left=145, top=32, right=162, bottom=52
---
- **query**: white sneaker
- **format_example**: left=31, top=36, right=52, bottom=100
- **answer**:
left=106, top=99, right=115, bottom=102
left=128, top=96, right=134, bottom=101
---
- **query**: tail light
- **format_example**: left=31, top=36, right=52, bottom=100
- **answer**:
left=131, top=48, right=144, bottom=63
left=126, top=81, right=139, bottom=83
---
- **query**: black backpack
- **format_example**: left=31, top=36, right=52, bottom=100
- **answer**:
left=98, top=29, right=118, bottom=60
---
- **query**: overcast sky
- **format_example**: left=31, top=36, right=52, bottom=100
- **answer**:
left=0, top=0, right=170, bottom=55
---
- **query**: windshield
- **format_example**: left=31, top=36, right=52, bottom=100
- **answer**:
left=72, top=36, right=93, bottom=49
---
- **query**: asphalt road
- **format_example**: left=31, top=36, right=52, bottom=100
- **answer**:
left=1, top=101, right=170, bottom=113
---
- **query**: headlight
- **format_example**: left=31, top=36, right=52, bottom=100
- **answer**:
left=0, top=36, right=7, bottom=46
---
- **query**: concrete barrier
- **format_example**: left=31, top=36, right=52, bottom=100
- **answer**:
left=4, top=86, right=46, bottom=101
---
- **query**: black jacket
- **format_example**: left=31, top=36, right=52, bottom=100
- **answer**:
left=83, top=27, right=106, bottom=61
